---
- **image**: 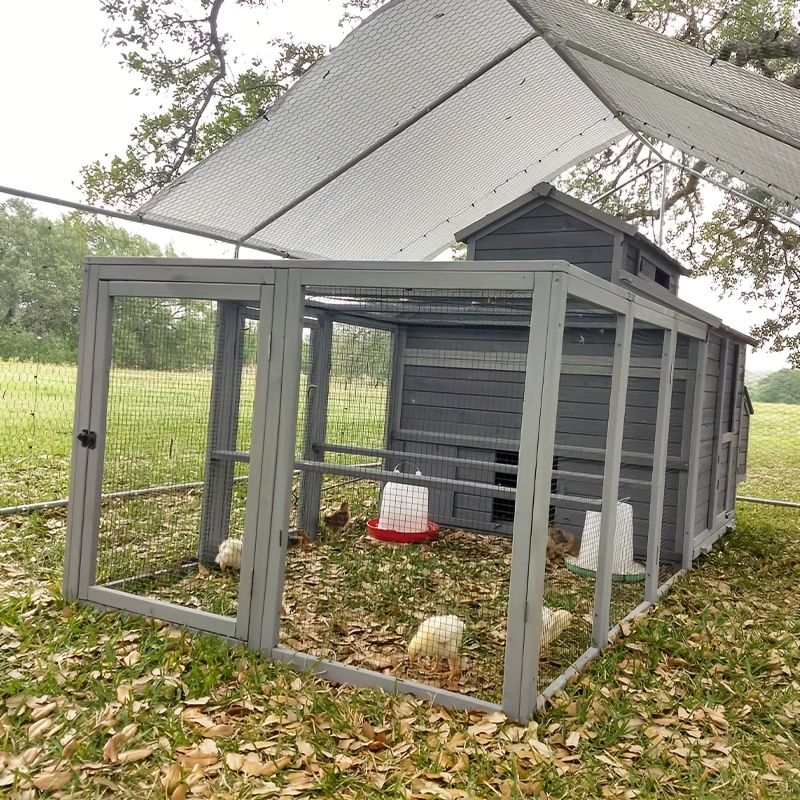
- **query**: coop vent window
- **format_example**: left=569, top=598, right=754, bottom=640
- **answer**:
left=492, top=450, right=518, bottom=523
left=550, top=456, right=558, bottom=524
left=655, top=267, right=671, bottom=290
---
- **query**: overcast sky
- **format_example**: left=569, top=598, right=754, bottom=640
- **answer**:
left=0, top=0, right=790, bottom=370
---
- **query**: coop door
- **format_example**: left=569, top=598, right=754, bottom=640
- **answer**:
left=71, top=282, right=273, bottom=641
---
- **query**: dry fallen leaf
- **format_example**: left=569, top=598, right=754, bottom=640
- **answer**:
left=117, top=747, right=154, bottom=764
left=121, top=650, right=141, bottom=666
left=161, top=763, right=182, bottom=793
left=32, top=770, right=72, bottom=791
left=30, top=702, right=57, bottom=722
left=170, top=784, right=189, bottom=800
left=177, top=739, right=219, bottom=771
left=27, top=718, right=52, bottom=740
left=225, top=752, right=291, bottom=777
left=103, top=723, right=137, bottom=763
left=61, top=737, right=80, bottom=760
left=205, top=724, right=236, bottom=739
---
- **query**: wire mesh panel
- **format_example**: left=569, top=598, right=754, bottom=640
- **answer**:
left=94, top=297, right=259, bottom=619
left=283, top=286, right=534, bottom=704
left=604, top=322, right=671, bottom=631
left=539, top=299, right=623, bottom=690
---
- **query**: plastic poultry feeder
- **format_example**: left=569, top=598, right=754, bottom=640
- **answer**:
left=367, top=463, right=439, bottom=543
left=366, top=518, right=439, bottom=543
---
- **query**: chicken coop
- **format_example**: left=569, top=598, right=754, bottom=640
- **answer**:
left=63, top=231, right=751, bottom=719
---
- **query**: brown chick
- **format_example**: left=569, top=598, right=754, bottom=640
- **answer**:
left=288, top=530, right=313, bottom=551
left=322, top=501, right=351, bottom=537
left=546, top=525, right=580, bottom=563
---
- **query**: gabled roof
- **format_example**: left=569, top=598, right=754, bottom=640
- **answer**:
left=136, top=0, right=800, bottom=261
left=455, top=182, right=692, bottom=276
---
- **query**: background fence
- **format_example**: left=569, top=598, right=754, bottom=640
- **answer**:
left=2, top=355, right=799, bottom=515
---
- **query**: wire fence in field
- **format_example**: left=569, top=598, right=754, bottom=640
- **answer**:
left=1, top=356, right=800, bottom=513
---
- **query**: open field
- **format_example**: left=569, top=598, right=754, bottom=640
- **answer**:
left=3, top=361, right=798, bottom=506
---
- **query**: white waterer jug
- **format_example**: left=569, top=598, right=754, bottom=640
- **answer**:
left=378, top=464, right=429, bottom=533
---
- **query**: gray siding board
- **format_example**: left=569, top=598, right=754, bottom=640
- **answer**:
left=403, top=404, right=522, bottom=429
left=403, top=389, right=524, bottom=414
left=404, top=374, right=526, bottom=397
left=406, top=418, right=521, bottom=441
left=488, top=214, right=598, bottom=235
left=475, top=231, right=613, bottom=250
left=406, top=330, right=529, bottom=352
left=473, top=246, right=615, bottom=265
left=404, top=365, right=527, bottom=384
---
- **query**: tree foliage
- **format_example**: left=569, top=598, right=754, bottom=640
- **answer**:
left=0, top=199, right=218, bottom=369
left=83, top=0, right=800, bottom=361
left=750, top=368, right=800, bottom=404
left=558, top=0, right=800, bottom=364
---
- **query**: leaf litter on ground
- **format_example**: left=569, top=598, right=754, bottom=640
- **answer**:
left=0, top=503, right=800, bottom=797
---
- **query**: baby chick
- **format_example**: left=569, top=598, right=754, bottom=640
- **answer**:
left=287, top=530, right=313, bottom=551
left=215, top=538, right=243, bottom=572
left=322, top=501, right=351, bottom=537
left=546, top=525, right=580, bottom=563
left=407, top=614, right=466, bottom=681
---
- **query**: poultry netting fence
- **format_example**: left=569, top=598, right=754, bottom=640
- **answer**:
left=93, top=297, right=259, bottom=618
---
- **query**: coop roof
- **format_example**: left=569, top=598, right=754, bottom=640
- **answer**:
left=455, top=182, right=692, bottom=276
left=136, top=0, right=800, bottom=261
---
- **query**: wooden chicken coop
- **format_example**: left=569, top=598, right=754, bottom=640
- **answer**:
left=63, top=227, right=752, bottom=719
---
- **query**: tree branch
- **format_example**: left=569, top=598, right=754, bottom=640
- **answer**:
left=169, top=0, right=227, bottom=177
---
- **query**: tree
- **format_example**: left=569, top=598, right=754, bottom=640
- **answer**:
left=556, top=0, right=800, bottom=363
left=83, top=0, right=800, bottom=361
left=750, top=368, right=800, bottom=404
left=0, top=199, right=217, bottom=367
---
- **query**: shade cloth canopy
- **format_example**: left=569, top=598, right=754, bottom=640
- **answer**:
left=137, top=0, right=800, bottom=260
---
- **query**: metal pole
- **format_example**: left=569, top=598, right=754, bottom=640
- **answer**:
left=628, top=135, right=800, bottom=231
left=590, top=161, right=664, bottom=204
left=658, top=161, right=668, bottom=248
left=0, top=184, right=294, bottom=259
left=736, top=495, right=800, bottom=508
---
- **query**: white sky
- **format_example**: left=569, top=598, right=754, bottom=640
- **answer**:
left=0, top=0, right=790, bottom=371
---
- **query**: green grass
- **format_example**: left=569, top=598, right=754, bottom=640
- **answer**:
left=3, top=362, right=800, bottom=796
left=1, top=500, right=799, bottom=797
left=739, top=402, right=800, bottom=502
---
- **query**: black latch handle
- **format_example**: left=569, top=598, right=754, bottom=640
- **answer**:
left=77, top=429, right=97, bottom=449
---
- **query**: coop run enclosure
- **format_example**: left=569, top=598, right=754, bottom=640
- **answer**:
left=64, top=257, right=746, bottom=719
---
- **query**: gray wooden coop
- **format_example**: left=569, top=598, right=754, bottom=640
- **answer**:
left=64, top=244, right=751, bottom=721
left=296, top=183, right=753, bottom=570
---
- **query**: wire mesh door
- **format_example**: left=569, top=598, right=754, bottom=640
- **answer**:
left=280, top=284, right=537, bottom=707
left=74, top=283, right=270, bottom=638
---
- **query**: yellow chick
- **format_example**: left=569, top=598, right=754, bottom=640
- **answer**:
left=541, top=606, right=572, bottom=649
left=215, top=538, right=243, bottom=572
left=408, top=614, right=466, bottom=680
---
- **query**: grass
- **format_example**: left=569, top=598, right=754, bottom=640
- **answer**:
left=2, top=361, right=800, bottom=795
left=1, top=499, right=799, bottom=797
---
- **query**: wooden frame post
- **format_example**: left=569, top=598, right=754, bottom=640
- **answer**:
left=505, top=272, right=567, bottom=721
left=592, top=302, right=633, bottom=647
left=297, top=312, right=332, bottom=537
left=645, top=323, right=676, bottom=603
left=199, top=301, right=246, bottom=565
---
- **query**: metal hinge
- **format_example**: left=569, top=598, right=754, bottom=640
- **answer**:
left=77, top=429, right=97, bottom=449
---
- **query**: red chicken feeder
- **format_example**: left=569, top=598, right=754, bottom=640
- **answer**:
left=366, top=519, right=439, bottom=543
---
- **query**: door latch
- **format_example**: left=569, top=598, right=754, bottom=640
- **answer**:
left=77, top=429, right=97, bottom=449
